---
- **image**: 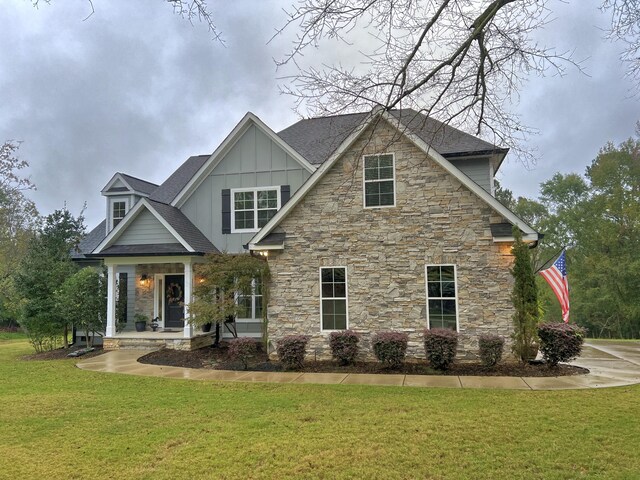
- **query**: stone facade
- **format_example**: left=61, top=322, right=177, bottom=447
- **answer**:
left=104, top=333, right=213, bottom=351
left=266, top=119, right=516, bottom=360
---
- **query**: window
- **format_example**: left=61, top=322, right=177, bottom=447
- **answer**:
left=111, top=199, right=128, bottom=229
left=363, top=153, right=395, bottom=208
left=425, top=265, right=458, bottom=330
left=320, top=267, right=348, bottom=330
left=231, top=187, right=280, bottom=232
left=236, top=278, right=263, bottom=319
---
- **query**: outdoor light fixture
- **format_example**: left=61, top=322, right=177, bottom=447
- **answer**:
left=139, top=274, right=150, bottom=287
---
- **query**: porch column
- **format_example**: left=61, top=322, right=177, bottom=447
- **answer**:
left=106, top=263, right=117, bottom=337
left=183, top=260, right=193, bottom=338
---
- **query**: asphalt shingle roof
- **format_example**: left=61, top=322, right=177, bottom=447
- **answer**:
left=119, top=173, right=159, bottom=195
left=277, top=109, right=506, bottom=166
left=94, top=243, right=195, bottom=256
left=72, top=220, right=107, bottom=259
left=149, top=155, right=210, bottom=204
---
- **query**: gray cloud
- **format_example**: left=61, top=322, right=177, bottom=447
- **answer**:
left=1, top=1, right=638, bottom=229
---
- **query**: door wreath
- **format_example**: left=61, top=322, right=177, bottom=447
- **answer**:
left=166, top=283, right=183, bottom=304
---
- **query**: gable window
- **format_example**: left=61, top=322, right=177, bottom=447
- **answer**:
left=231, top=187, right=280, bottom=233
left=363, top=153, right=395, bottom=208
left=425, top=265, right=458, bottom=331
left=320, top=267, right=348, bottom=330
left=236, top=278, right=263, bottom=319
left=110, top=199, right=128, bottom=230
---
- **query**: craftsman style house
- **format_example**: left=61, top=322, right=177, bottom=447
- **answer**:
left=77, top=108, right=538, bottom=356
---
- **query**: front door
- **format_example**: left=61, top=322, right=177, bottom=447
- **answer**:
left=164, top=275, right=185, bottom=328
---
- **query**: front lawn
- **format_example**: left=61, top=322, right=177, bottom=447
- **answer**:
left=1, top=339, right=639, bottom=479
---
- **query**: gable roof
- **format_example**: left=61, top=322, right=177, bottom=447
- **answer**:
left=101, top=172, right=159, bottom=196
left=278, top=108, right=508, bottom=167
left=250, top=109, right=537, bottom=249
left=92, top=198, right=217, bottom=256
left=148, top=154, right=211, bottom=204
left=71, top=220, right=107, bottom=259
left=170, top=112, right=317, bottom=207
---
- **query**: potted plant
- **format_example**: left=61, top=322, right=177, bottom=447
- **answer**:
left=201, top=322, right=213, bottom=333
left=134, top=313, right=148, bottom=332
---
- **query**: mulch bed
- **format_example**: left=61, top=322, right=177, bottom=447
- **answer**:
left=22, top=346, right=105, bottom=361
left=138, top=344, right=588, bottom=377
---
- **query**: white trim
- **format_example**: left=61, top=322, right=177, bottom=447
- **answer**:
left=424, top=264, right=459, bottom=332
left=109, top=197, right=129, bottom=232
left=235, top=278, right=263, bottom=321
left=101, top=172, right=154, bottom=197
left=249, top=109, right=538, bottom=249
left=103, top=256, right=200, bottom=266
left=172, top=112, right=316, bottom=208
left=319, top=266, right=349, bottom=332
left=153, top=274, right=166, bottom=328
left=362, top=152, right=396, bottom=209
left=493, top=234, right=539, bottom=243
left=93, top=199, right=195, bottom=254
left=230, top=186, right=281, bottom=234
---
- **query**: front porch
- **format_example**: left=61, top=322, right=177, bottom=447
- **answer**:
left=104, top=255, right=205, bottom=350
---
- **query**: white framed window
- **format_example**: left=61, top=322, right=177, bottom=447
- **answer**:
left=320, top=266, right=348, bottom=331
left=110, top=198, right=129, bottom=230
left=425, top=265, right=459, bottom=331
left=236, top=278, right=263, bottom=320
left=231, top=187, right=280, bottom=233
left=363, top=153, right=395, bottom=208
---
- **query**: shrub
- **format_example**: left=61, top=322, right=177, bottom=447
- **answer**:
left=538, top=323, right=585, bottom=367
left=228, top=338, right=258, bottom=370
left=478, top=334, right=505, bottom=368
left=372, top=331, right=409, bottom=368
left=329, top=330, right=360, bottom=365
left=424, top=328, right=458, bottom=370
left=277, top=335, right=310, bottom=370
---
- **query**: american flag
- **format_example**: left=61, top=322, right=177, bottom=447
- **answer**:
left=539, top=250, right=570, bottom=323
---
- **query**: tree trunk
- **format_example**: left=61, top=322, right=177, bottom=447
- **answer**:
left=214, top=321, right=221, bottom=347
left=63, top=324, right=69, bottom=349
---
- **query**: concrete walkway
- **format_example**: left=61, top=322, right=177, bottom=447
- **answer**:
left=76, top=341, right=640, bottom=390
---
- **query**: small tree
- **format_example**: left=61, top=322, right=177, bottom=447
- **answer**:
left=188, top=253, right=270, bottom=348
left=57, top=268, right=107, bottom=347
left=510, top=226, right=540, bottom=362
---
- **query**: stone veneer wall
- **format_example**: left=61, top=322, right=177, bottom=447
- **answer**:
left=266, top=120, right=516, bottom=360
left=134, top=263, right=185, bottom=321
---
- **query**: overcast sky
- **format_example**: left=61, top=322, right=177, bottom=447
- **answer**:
left=1, top=1, right=638, bottom=229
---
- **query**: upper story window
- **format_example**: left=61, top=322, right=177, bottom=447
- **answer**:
left=110, top=199, right=128, bottom=230
left=425, top=265, right=458, bottom=331
left=231, top=187, right=280, bottom=233
left=363, top=153, right=395, bottom=208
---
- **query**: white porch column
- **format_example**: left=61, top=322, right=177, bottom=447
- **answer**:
left=183, top=260, right=193, bottom=338
left=106, top=263, right=117, bottom=337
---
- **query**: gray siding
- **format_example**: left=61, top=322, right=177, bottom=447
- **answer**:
left=114, top=209, right=178, bottom=245
left=449, top=157, right=491, bottom=193
left=181, top=123, right=312, bottom=253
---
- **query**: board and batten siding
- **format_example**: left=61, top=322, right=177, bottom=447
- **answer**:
left=181, top=123, right=312, bottom=253
left=449, top=157, right=492, bottom=193
left=113, top=210, right=179, bottom=246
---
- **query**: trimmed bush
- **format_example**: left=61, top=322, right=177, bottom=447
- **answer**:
left=538, top=323, right=585, bottom=367
left=424, top=328, right=458, bottom=370
left=478, top=334, right=505, bottom=368
left=277, top=335, right=310, bottom=370
left=227, top=338, right=258, bottom=370
left=372, top=331, right=409, bottom=368
left=329, top=330, right=360, bottom=365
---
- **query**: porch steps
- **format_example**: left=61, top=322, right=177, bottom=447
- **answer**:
left=104, top=333, right=214, bottom=351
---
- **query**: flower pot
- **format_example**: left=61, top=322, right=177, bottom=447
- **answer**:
left=202, top=322, right=213, bottom=333
left=135, top=321, right=147, bottom=332
left=523, top=342, right=539, bottom=362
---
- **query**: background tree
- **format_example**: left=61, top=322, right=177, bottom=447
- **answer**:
left=14, top=208, right=85, bottom=352
left=57, top=267, right=107, bottom=347
left=0, top=141, right=39, bottom=328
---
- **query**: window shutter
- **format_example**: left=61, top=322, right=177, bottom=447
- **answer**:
left=221, top=189, right=231, bottom=234
left=281, top=185, right=291, bottom=205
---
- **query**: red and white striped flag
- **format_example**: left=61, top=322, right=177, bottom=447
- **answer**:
left=539, top=250, right=570, bottom=323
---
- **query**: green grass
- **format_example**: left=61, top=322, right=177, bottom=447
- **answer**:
left=0, top=331, right=27, bottom=341
left=1, top=340, right=639, bottom=479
